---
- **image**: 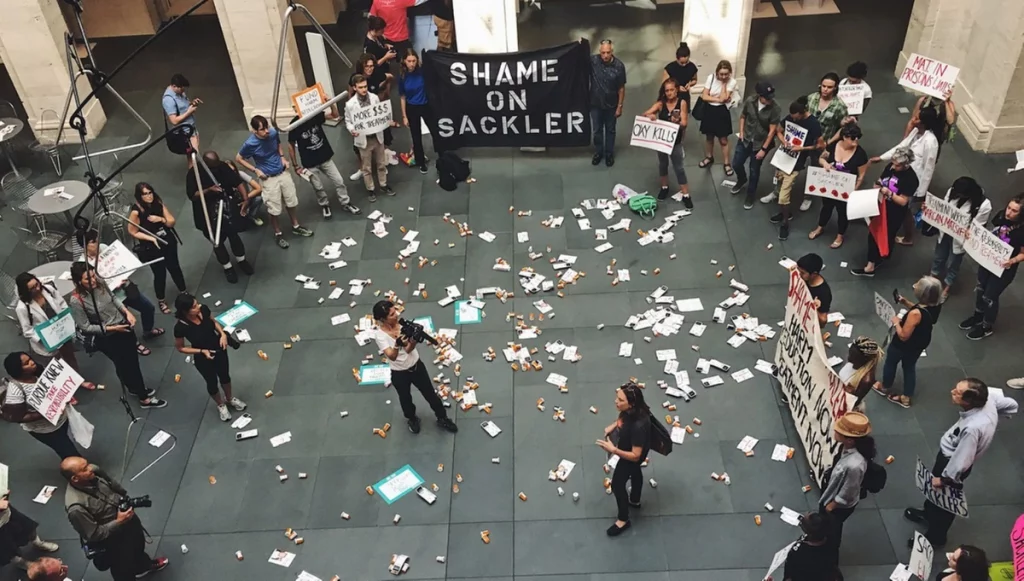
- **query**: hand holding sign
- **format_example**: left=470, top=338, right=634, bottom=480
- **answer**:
left=805, top=166, right=856, bottom=201
left=899, top=53, right=960, bottom=100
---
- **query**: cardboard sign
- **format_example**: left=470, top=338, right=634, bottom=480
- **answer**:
left=629, top=116, right=679, bottom=155
left=26, top=358, right=83, bottom=425
left=372, top=464, right=424, bottom=504
left=899, top=53, right=960, bottom=100
left=95, top=240, right=144, bottom=290
left=805, top=166, right=856, bottom=200
left=770, top=121, right=808, bottom=174
left=349, top=100, right=393, bottom=136
left=33, top=308, right=76, bottom=351
left=775, top=269, right=856, bottom=485
left=915, top=456, right=969, bottom=517
left=358, top=363, right=392, bottom=386
left=291, top=83, right=327, bottom=118
left=921, top=193, right=972, bottom=241
left=763, top=542, right=796, bottom=581
left=909, top=531, right=934, bottom=580
left=454, top=300, right=482, bottom=325
left=838, top=84, right=865, bottom=116
left=963, top=221, right=1013, bottom=277
left=847, top=189, right=881, bottom=220
left=874, top=292, right=897, bottom=328
left=1011, top=513, right=1024, bottom=581
left=214, top=301, right=259, bottom=329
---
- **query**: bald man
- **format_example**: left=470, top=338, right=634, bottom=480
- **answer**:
left=61, top=457, right=168, bottom=580
left=27, top=557, right=68, bottom=581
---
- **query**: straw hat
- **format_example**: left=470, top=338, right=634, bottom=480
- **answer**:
left=834, top=412, right=872, bottom=438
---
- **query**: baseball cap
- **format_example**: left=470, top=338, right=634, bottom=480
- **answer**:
left=755, top=81, right=775, bottom=99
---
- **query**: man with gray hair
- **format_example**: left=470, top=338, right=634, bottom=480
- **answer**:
left=588, top=40, right=626, bottom=167
left=27, top=557, right=68, bottom=581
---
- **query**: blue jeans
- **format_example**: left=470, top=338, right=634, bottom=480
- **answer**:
left=930, top=235, right=965, bottom=287
left=591, top=108, right=617, bottom=157
left=730, top=139, right=764, bottom=195
left=882, top=340, right=922, bottom=397
left=122, top=289, right=156, bottom=334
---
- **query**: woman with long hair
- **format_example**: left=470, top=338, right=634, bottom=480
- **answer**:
left=697, top=60, right=738, bottom=176
left=819, top=411, right=874, bottom=549
left=935, top=545, right=989, bottom=581
left=872, top=106, right=941, bottom=246
left=840, top=337, right=883, bottom=411
left=958, top=194, right=1024, bottom=340
left=782, top=512, right=840, bottom=581
left=929, top=176, right=991, bottom=301
left=596, top=381, right=652, bottom=536
left=399, top=49, right=438, bottom=175
left=128, top=182, right=187, bottom=315
left=809, top=123, right=868, bottom=249
left=873, top=276, right=943, bottom=408
left=173, top=293, right=246, bottom=422
left=661, top=42, right=698, bottom=108
left=13, top=273, right=96, bottom=390
left=642, top=78, right=690, bottom=206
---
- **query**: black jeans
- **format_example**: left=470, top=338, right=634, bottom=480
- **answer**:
left=30, top=421, right=81, bottom=459
left=103, top=516, right=154, bottom=581
left=922, top=451, right=970, bottom=544
left=96, top=331, right=148, bottom=398
left=194, top=351, right=231, bottom=396
left=611, top=459, right=643, bottom=522
left=148, top=241, right=186, bottom=301
left=867, top=209, right=904, bottom=264
left=406, top=103, right=437, bottom=168
left=818, top=198, right=849, bottom=235
left=208, top=230, right=246, bottom=266
left=819, top=503, right=856, bottom=551
left=121, top=285, right=156, bottom=334
left=390, top=360, right=447, bottom=420
left=974, top=265, right=1017, bottom=327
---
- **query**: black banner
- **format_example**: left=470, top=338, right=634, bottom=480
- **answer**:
left=422, top=41, right=592, bottom=149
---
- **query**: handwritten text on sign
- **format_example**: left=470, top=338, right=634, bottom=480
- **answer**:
left=350, top=100, right=393, bottom=136
left=922, top=193, right=972, bottom=240
left=909, top=531, right=934, bottom=581
left=914, top=456, right=969, bottom=517
left=922, top=195, right=1013, bottom=276
left=770, top=121, right=808, bottom=174
left=805, top=166, right=856, bottom=200
left=630, top=116, right=679, bottom=155
left=96, top=240, right=144, bottom=291
left=26, top=358, right=83, bottom=425
left=1010, top=513, right=1024, bottom=581
left=874, top=292, right=896, bottom=328
left=34, top=308, right=76, bottom=352
left=291, top=84, right=327, bottom=118
left=899, top=53, right=960, bottom=100
left=838, top=84, right=865, bottom=116
left=775, top=269, right=856, bottom=486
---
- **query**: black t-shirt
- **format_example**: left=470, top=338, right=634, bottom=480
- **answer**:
left=782, top=539, right=837, bottom=581
left=185, top=163, right=243, bottom=232
left=173, top=304, right=221, bottom=350
left=878, top=164, right=919, bottom=225
left=664, top=60, right=698, bottom=101
left=133, top=201, right=173, bottom=248
left=363, top=35, right=389, bottom=64
left=287, top=112, right=334, bottom=168
left=430, top=0, right=454, bottom=20
left=615, top=412, right=651, bottom=463
left=781, top=114, right=823, bottom=172
left=349, top=69, right=388, bottom=96
left=657, top=98, right=686, bottom=143
left=824, top=142, right=868, bottom=177
left=808, top=279, right=832, bottom=314
left=991, top=209, right=1024, bottom=261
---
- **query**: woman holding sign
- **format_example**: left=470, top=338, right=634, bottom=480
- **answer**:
left=14, top=274, right=96, bottom=391
left=810, top=123, right=868, bottom=249
left=873, top=276, right=942, bottom=408
left=934, top=545, right=989, bottom=581
left=643, top=78, right=691, bottom=208
left=851, top=147, right=918, bottom=277
left=928, top=177, right=991, bottom=301
left=873, top=107, right=942, bottom=246
left=958, top=195, right=1024, bottom=340
left=2, top=352, right=82, bottom=459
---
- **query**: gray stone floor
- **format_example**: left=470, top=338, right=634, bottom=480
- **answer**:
left=1, top=1, right=1023, bottom=580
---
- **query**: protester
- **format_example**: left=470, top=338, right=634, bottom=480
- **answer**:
left=803, top=72, right=848, bottom=212
left=588, top=40, right=627, bottom=167
left=642, top=78, right=690, bottom=207
left=68, top=262, right=166, bottom=409
left=661, top=43, right=698, bottom=109
left=346, top=75, right=396, bottom=201
left=872, top=276, right=942, bottom=408
left=819, top=411, right=873, bottom=549
left=372, top=300, right=457, bottom=434
left=840, top=61, right=872, bottom=115
left=841, top=337, right=884, bottom=411
left=351, top=52, right=397, bottom=169
left=235, top=116, right=314, bottom=249
left=698, top=60, right=738, bottom=175
left=2, top=352, right=83, bottom=459
left=0, top=495, right=59, bottom=571
left=368, top=0, right=429, bottom=59
left=62, top=456, right=169, bottom=580
left=796, top=253, right=831, bottom=325
left=26, top=556, right=69, bottom=581
left=904, top=378, right=1017, bottom=546
left=768, top=97, right=824, bottom=241
left=873, top=106, right=941, bottom=246
left=76, top=229, right=163, bottom=353
left=929, top=177, right=991, bottom=301
left=906, top=88, right=956, bottom=147
left=850, top=147, right=918, bottom=276
left=14, top=273, right=96, bottom=390
left=162, top=73, right=200, bottom=151
left=779, top=512, right=840, bottom=581
left=430, top=0, right=455, bottom=51
left=363, top=15, right=397, bottom=70
left=809, top=123, right=868, bottom=248
left=934, top=545, right=990, bottom=581
left=398, top=49, right=439, bottom=175
left=730, top=81, right=781, bottom=209
left=596, top=381, right=651, bottom=537
left=173, top=293, right=247, bottom=422
left=287, top=105, right=362, bottom=218
left=958, top=195, right=1024, bottom=340
left=184, top=152, right=255, bottom=280
left=128, top=183, right=187, bottom=313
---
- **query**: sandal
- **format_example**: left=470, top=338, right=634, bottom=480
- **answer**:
left=895, top=236, right=914, bottom=246
left=830, top=235, right=844, bottom=249
left=808, top=227, right=824, bottom=240
left=698, top=156, right=714, bottom=169
left=80, top=381, right=97, bottom=391
left=887, top=394, right=911, bottom=409
left=871, top=382, right=888, bottom=396
left=723, top=164, right=735, bottom=177
left=137, top=344, right=152, bottom=356
left=144, top=328, right=165, bottom=339
left=158, top=300, right=171, bottom=314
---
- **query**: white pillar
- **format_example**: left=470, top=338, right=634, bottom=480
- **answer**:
left=452, top=0, right=518, bottom=54
left=681, top=0, right=755, bottom=96
left=213, top=0, right=306, bottom=122
left=0, top=0, right=107, bottom=138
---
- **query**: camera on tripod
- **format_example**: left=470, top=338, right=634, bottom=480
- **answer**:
left=118, top=495, right=153, bottom=512
left=396, top=317, right=438, bottom=347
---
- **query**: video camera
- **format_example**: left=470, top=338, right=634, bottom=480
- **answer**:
left=396, top=317, right=438, bottom=347
left=118, top=495, right=153, bottom=512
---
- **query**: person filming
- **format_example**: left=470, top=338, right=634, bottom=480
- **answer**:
left=372, top=300, right=457, bottom=434
left=61, top=457, right=168, bottom=580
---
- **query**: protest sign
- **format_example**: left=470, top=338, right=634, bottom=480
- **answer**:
left=921, top=193, right=972, bottom=241
left=770, top=121, right=807, bottom=174
left=898, top=53, right=960, bottom=100
left=359, top=364, right=392, bottom=386
left=95, top=240, right=144, bottom=290
left=26, top=358, right=83, bottom=425
left=909, top=531, right=934, bottom=580
left=291, top=84, right=327, bottom=118
left=372, top=464, right=424, bottom=504
left=629, top=116, right=679, bottom=154
left=33, top=308, right=76, bottom=351
left=874, top=292, right=897, bottom=328
left=1011, top=513, right=1024, bottom=581
left=963, top=221, right=1013, bottom=277
left=349, top=100, right=393, bottom=137
left=838, top=84, right=865, bottom=115
left=422, top=41, right=591, bottom=149
left=805, top=166, right=856, bottom=200
left=763, top=541, right=796, bottom=581
left=847, top=189, right=880, bottom=220
left=0, top=463, right=7, bottom=495
left=775, top=269, right=856, bottom=485
left=214, top=301, right=259, bottom=329
left=915, top=457, right=969, bottom=517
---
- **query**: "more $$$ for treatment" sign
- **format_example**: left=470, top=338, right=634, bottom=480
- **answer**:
left=422, top=41, right=592, bottom=150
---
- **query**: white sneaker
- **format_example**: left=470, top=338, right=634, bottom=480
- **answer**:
left=1007, top=377, right=1024, bottom=390
left=218, top=404, right=231, bottom=421
left=229, top=397, right=247, bottom=411
left=760, top=192, right=777, bottom=204
left=799, top=198, right=813, bottom=212
left=386, top=149, right=400, bottom=166
left=32, top=538, right=59, bottom=552
left=350, top=170, right=364, bottom=181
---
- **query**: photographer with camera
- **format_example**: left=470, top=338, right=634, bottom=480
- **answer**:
left=60, top=457, right=168, bottom=580
left=372, top=300, right=458, bottom=434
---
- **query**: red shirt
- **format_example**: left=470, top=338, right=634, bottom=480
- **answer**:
left=370, top=0, right=416, bottom=42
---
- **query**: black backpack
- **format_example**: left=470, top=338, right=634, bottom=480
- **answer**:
left=859, top=461, right=887, bottom=498
left=646, top=412, right=673, bottom=456
left=436, top=151, right=471, bottom=192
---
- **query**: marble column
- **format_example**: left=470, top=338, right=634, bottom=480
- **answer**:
left=681, top=0, right=756, bottom=96
left=452, top=0, right=519, bottom=54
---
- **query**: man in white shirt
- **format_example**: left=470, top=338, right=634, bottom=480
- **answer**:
left=372, top=300, right=457, bottom=434
left=2, top=352, right=82, bottom=459
left=345, top=76, right=395, bottom=202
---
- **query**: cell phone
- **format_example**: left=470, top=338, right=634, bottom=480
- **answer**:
left=892, top=288, right=901, bottom=303
left=235, top=429, right=258, bottom=441
left=415, top=486, right=437, bottom=505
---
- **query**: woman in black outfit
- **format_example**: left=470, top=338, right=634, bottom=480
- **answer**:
left=642, top=78, right=691, bottom=206
left=851, top=147, right=918, bottom=277
left=596, top=381, right=651, bottom=537
left=780, top=512, right=840, bottom=581
left=809, top=123, right=868, bottom=249
left=128, top=183, right=186, bottom=315
left=661, top=42, right=698, bottom=109
left=0, top=496, right=59, bottom=571
left=873, top=276, right=942, bottom=409
left=934, top=545, right=989, bottom=581
left=958, top=195, right=1024, bottom=341
left=173, top=293, right=247, bottom=422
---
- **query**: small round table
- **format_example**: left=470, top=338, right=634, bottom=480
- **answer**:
left=28, top=260, right=76, bottom=297
left=0, top=117, right=31, bottom=179
left=27, top=180, right=92, bottom=217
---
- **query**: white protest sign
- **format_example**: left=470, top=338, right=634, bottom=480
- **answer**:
left=909, top=531, right=934, bottom=580
left=898, top=53, right=960, bottom=100
left=775, top=269, right=856, bottom=485
left=769, top=148, right=797, bottom=174
left=921, top=193, right=971, bottom=241
left=0, top=463, right=7, bottom=495
left=33, top=308, right=76, bottom=351
left=874, top=292, right=897, bottom=328
left=350, top=100, right=393, bottom=136
left=914, top=456, right=969, bottom=517
left=763, top=541, right=796, bottom=581
left=963, top=221, right=1013, bottom=277
left=805, top=166, right=856, bottom=201
left=26, top=358, right=83, bottom=425
left=770, top=121, right=808, bottom=174
left=629, top=116, right=679, bottom=154
left=94, top=240, right=144, bottom=291
left=838, top=84, right=865, bottom=116
left=847, top=189, right=880, bottom=220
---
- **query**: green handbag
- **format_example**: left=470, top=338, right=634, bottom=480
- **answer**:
left=628, top=194, right=658, bottom=220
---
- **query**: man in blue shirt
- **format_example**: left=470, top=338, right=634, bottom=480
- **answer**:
left=162, top=74, right=200, bottom=152
left=235, top=116, right=314, bottom=249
